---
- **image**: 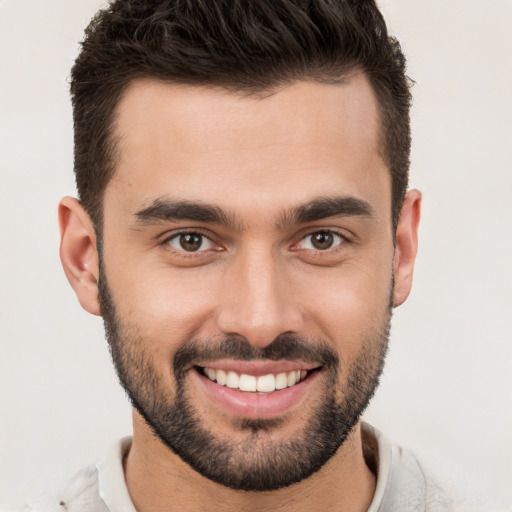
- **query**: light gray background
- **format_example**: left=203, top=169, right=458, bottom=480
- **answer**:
left=1, top=0, right=511, bottom=508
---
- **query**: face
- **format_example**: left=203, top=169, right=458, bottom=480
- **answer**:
left=78, top=75, right=404, bottom=490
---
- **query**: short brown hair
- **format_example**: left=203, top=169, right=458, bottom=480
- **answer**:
left=71, top=0, right=412, bottom=230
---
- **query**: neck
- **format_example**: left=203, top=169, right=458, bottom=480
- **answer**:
left=124, top=411, right=376, bottom=512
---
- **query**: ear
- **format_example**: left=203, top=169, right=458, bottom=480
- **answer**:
left=392, top=189, right=422, bottom=307
left=58, top=197, right=101, bottom=316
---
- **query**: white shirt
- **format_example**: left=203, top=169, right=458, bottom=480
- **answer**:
left=15, top=424, right=501, bottom=512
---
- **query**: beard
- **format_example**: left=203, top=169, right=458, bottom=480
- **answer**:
left=98, top=264, right=391, bottom=492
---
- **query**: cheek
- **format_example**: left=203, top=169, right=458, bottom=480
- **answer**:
left=296, top=257, right=393, bottom=349
left=107, top=261, right=221, bottom=356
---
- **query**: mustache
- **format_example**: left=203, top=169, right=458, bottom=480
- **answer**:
left=173, top=333, right=339, bottom=377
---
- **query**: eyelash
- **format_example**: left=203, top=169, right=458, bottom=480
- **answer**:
left=294, top=229, right=346, bottom=252
left=162, top=228, right=348, bottom=256
left=162, top=230, right=219, bottom=256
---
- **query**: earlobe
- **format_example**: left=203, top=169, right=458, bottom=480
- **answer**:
left=393, top=189, right=422, bottom=307
left=58, top=197, right=101, bottom=316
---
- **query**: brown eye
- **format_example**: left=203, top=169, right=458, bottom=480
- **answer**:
left=311, top=232, right=334, bottom=249
left=298, top=231, right=344, bottom=251
left=167, top=232, right=214, bottom=252
left=180, top=234, right=202, bottom=251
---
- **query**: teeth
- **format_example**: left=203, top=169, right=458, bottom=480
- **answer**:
left=256, top=374, right=276, bottom=393
left=203, top=367, right=309, bottom=393
left=275, top=372, right=288, bottom=390
left=226, top=371, right=239, bottom=389
left=239, top=374, right=257, bottom=392
left=216, top=369, right=227, bottom=386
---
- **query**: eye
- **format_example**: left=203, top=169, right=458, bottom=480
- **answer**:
left=166, top=232, right=215, bottom=252
left=298, top=231, right=345, bottom=251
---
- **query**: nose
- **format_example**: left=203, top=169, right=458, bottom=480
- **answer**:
left=216, top=246, right=304, bottom=348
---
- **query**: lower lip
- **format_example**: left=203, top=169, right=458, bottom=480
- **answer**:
left=191, top=368, right=320, bottom=419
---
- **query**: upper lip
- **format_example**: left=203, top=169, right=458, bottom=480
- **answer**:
left=194, top=359, right=321, bottom=376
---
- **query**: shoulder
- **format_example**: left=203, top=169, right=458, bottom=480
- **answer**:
left=9, top=466, right=108, bottom=512
left=9, top=436, right=134, bottom=512
left=387, top=444, right=508, bottom=512
left=363, top=423, right=508, bottom=512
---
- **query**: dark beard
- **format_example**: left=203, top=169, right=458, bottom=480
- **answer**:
left=98, top=263, right=391, bottom=491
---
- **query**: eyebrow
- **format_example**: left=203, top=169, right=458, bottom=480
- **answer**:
left=134, top=196, right=373, bottom=230
left=279, top=196, right=374, bottom=228
left=134, top=199, right=239, bottom=229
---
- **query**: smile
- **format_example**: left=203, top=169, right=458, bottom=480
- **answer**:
left=191, top=362, right=322, bottom=419
left=202, top=367, right=308, bottom=393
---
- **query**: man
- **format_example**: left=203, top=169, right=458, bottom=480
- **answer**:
left=28, top=0, right=489, bottom=510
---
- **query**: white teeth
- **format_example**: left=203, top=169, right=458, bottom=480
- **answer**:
left=226, top=371, right=239, bottom=389
left=216, top=369, right=227, bottom=386
left=203, top=367, right=309, bottom=393
left=239, top=374, right=257, bottom=392
left=256, top=374, right=276, bottom=393
left=275, top=372, right=288, bottom=390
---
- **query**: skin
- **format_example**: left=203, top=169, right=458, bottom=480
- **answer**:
left=59, top=74, right=421, bottom=511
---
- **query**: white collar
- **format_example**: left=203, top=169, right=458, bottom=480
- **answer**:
left=363, top=422, right=393, bottom=512
left=97, top=436, right=136, bottom=512
left=96, top=423, right=392, bottom=512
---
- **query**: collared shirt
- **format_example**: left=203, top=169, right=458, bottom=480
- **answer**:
left=15, top=424, right=500, bottom=512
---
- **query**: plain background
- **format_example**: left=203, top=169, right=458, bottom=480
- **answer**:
left=0, top=0, right=511, bottom=508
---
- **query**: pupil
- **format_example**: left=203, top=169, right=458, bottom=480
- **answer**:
left=312, top=232, right=333, bottom=250
left=180, top=234, right=202, bottom=251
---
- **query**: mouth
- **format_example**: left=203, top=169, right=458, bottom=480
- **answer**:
left=200, top=366, right=311, bottom=393
left=190, top=362, right=322, bottom=419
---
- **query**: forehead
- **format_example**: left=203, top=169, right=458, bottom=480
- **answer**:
left=107, top=76, right=390, bottom=223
